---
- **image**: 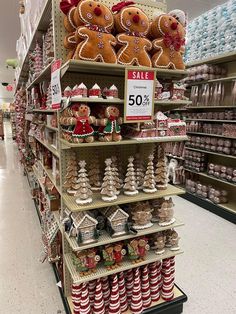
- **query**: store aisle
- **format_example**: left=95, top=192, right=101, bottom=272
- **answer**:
left=174, top=196, right=236, bottom=314
left=0, top=121, right=65, bottom=314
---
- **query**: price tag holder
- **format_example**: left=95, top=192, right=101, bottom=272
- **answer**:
left=124, top=68, right=156, bottom=123
left=51, top=59, right=62, bottom=109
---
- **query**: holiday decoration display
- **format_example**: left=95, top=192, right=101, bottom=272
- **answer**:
left=101, top=276, right=110, bottom=312
left=143, top=154, right=157, bottom=193
left=96, top=106, right=122, bottom=142
left=130, top=268, right=143, bottom=314
left=123, top=156, right=138, bottom=196
left=150, top=13, right=185, bottom=69
left=101, top=158, right=118, bottom=202
left=127, top=238, right=149, bottom=263
left=108, top=275, right=121, bottom=314
left=43, top=20, right=54, bottom=67
left=64, top=86, right=72, bottom=97
left=102, top=243, right=126, bottom=269
left=63, top=155, right=78, bottom=195
left=158, top=198, right=175, bottom=226
left=88, top=151, right=102, bottom=191
left=165, top=229, right=180, bottom=251
left=141, top=265, right=152, bottom=308
left=104, top=206, right=129, bottom=237
left=72, top=283, right=82, bottom=314
left=155, top=145, right=168, bottom=190
left=149, top=262, right=161, bottom=301
left=89, top=84, right=102, bottom=98
left=73, top=249, right=100, bottom=275
left=80, top=283, right=92, bottom=314
left=75, top=160, right=93, bottom=205
left=131, top=202, right=153, bottom=230
left=71, top=211, right=98, bottom=244
left=112, top=1, right=151, bottom=67
left=125, top=269, right=134, bottom=305
left=111, top=156, right=123, bottom=195
left=73, top=0, right=117, bottom=63
left=161, top=258, right=175, bottom=301
left=106, top=85, right=119, bottom=99
left=153, top=232, right=166, bottom=255
left=118, top=272, right=128, bottom=313
left=88, top=280, right=97, bottom=311
left=93, top=279, right=105, bottom=314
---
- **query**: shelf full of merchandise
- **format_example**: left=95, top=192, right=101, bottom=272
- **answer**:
left=178, top=52, right=236, bottom=223
left=15, top=0, right=189, bottom=313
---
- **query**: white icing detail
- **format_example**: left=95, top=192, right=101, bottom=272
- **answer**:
left=102, top=195, right=117, bottom=202
left=109, top=84, right=117, bottom=90
left=158, top=217, right=176, bottom=226
left=68, top=8, right=77, bottom=30
left=92, top=83, right=100, bottom=89
left=126, top=20, right=132, bottom=27
left=76, top=197, right=93, bottom=205
left=124, top=190, right=139, bottom=196
left=64, top=86, right=71, bottom=91
left=78, top=83, right=87, bottom=88
left=153, top=39, right=177, bottom=69
left=72, top=85, right=78, bottom=90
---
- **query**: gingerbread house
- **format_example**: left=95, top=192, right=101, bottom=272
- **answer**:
left=154, top=111, right=168, bottom=137
left=104, top=206, right=129, bottom=237
left=71, top=212, right=98, bottom=244
left=167, top=119, right=186, bottom=137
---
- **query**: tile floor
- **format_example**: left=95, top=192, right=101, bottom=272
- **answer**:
left=0, top=121, right=236, bottom=314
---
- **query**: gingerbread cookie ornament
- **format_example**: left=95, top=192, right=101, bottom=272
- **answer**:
left=112, top=1, right=152, bottom=67
left=73, top=0, right=117, bottom=63
left=150, top=14, right=186, bottom=69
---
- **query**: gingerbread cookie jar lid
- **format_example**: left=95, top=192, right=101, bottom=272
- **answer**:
left=112, top=1, right=150, bottom=35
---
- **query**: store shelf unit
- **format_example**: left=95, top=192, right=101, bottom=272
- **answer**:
left=186, top=119, right=236, bottom=123
left=185, top=146, right=236, bottom=160
left=187, top=131, right=236, bottom=139
left=186, top=51, right=236, bottom=67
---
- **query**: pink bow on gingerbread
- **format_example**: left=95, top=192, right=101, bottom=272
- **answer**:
left=60, top=0, right=80, bottom=15
left=163, top=33, right=185, bottom=51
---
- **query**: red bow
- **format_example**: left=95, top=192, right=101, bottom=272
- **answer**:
left=85, top=24, right=109, bottom=34
left=163, top=33, right=184, bottom=51
left=60, top=0, right=80, bottom=15
left=112, top=1, right=135, bottom=13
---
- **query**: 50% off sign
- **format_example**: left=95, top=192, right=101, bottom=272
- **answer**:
left=124, top=69, right=155, bottom=123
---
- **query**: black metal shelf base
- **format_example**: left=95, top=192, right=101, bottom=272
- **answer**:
left=182, top=192, right=236, bottom=224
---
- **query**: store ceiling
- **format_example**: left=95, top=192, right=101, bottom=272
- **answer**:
left=0, top=0, right=228, bottom=102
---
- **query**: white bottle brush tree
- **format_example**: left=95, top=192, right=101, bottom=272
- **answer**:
left=124, top=156, right=139, bottom=196
left=88, top=150, right=102, bottom=191
left=155, top=144, right=168, bottom=190
left=111, top=156, right=123, bottom=195
left=101, top=158, right=118, bottom=202
left=143, top=154, right=157, bottom=193
left=75, top=160, right=93, bottom=205
left=63, top=156, right=78, bottom=196
left=134, top=153, right=145, bottom=190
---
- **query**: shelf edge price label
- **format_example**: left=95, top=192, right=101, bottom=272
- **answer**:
left=124, top=68, right=156, bottom=123
left=51, top=59, right=62, bottom=109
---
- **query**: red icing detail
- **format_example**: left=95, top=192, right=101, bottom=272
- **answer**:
left=133, top=14, right=140, bottom=23
left=60, top=0, right=80, bottom=15
left=94, top=7, right=102, bottom=16
left=111, top=1, right=135, bottom=13
left=171, top=22, right=178, bottom=30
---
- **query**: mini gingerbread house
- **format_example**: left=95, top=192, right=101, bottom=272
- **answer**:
left=71, top=212, right=98, bottom=244
left=167, top=119, right=186, bottom=137
left=171, top=82, right=186, bottom=100
left=104, top=206, right=129, bottom=237
left=154, top=111, right=168, bottom=137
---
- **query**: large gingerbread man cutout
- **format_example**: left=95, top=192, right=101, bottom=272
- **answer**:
left=112, top=1, right=152, bottom=67
left=73, top=0, right=117, bottom=63
left=150, top=14, right=185, bottom=70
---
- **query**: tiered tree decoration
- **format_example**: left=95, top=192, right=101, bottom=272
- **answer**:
left=93, top=279, right=105, bottom=314
left=155, top=144, right=168, bottom=190
left=63, top=155, right=78, bottom=195
left=130, top=268, right=143, bottom=314
left=149, top=262, right=161, bottom=302
left=101, top=158, right=118, bottom=202
left=123, top=156, right=139, bottom=196
left=108, top=275, right=121, bottom=314
left=80, top=283, right=92, bottom=314
left=88, top=151, right=102, bottom=191
left=75, top=160, right=93, bottom=205
left=101, top=276, right=110, bottom=312
left=111, top=156, right=123, bottom=195
left=143, top=154, right=157, bottom=193
left=33, top=42, right=43, bottom=78
left=118, top=272, right=128, bottom=313
left=134, top=153, right=145, bottom=190
left=141, top=266, right=152, bottom=309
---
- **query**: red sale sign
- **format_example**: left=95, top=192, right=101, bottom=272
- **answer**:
left=51, top=60, right=62, bottom=109
left=124, top=69, right=156, bottom=123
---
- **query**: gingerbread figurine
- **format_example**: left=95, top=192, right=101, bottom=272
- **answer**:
left=150, top=13, right=185, bottom=69
left=96, top=106, right=122, bottom=142
left=73, top=0, right=117, bottom=63
left=112, top=1, right=152, bottom=67
left=61, top=104, right=96, bottom=143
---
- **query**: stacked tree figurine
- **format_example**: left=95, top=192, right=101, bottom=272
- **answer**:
left=143, top=154, right=157, bottom=193
left=63, top=155, right=78, bottom=196
left=33, top=42, right=43, bottom=78
left=111, top=156, right=123, bottom=195
left=155, top=145, right=168, bottom=190
left=124, top=156, right=139, bottom=196
left=75, top=160, right=93, bottom=205
left=135, top=153, right=145, bottom=190
left=88, top=151, right=102, bottom=191
left=101, top=158, right=118, bottom=202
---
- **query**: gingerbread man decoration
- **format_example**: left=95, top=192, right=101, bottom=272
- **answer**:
left=73, top=0, right=117, bottom=63
left=112, top=1, right=152, bottom=67
left=150, top=13, right=186, bottom=69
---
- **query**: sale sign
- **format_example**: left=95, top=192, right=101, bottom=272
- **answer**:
left=124, top=69, right=155, bottom=123
left=51, top=59, right=62, bottom=109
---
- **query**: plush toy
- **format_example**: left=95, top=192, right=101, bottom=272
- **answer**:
left=73, top=0, right=117, bottom=63
left=96, top=106, right=122, bottom=142
left=61, top=103, right=96, bottom=143
left=112, top=1, right=152, bottom=67
left=150, top=13, right=185, bottom=69
left=60, top=0, right=80, bottom=60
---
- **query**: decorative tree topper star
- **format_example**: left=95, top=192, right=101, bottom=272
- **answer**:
left=105, top=158, right=112, bottom=166
left=79, top=160, right=86, bottom=168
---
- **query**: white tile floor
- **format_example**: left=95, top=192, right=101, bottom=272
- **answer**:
left=0, top=121, right=236, bottom=314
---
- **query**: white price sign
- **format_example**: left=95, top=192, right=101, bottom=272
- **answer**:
left=51, top=60, right=62, bottom=109
left=124, top=69, right=155, bottom=123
